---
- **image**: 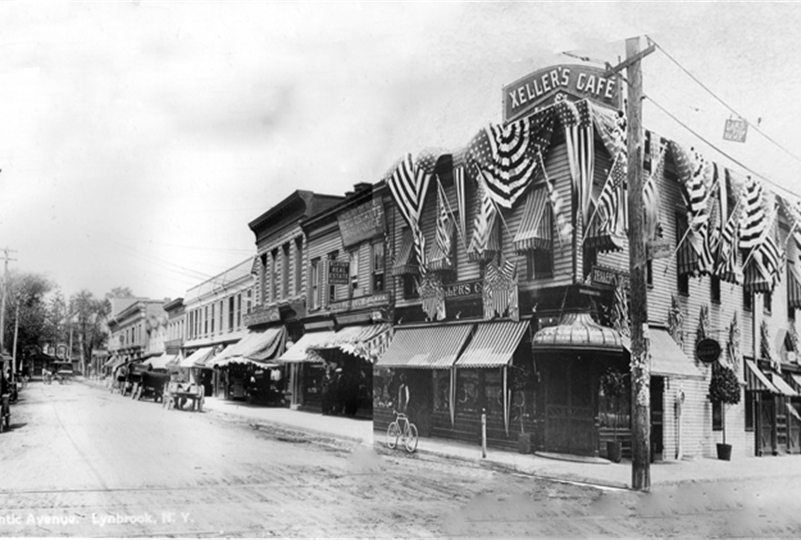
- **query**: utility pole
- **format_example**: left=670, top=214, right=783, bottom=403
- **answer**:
left=626, top=36, right=651, bottom=491
left=12, top=301, right=19, bottom=377
left=0, top=247, right=18, bottom=356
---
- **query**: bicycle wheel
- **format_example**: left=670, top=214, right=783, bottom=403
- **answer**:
left=386, top=422, right=401, bottom=450
left=403, top=423, right=418, bottom=453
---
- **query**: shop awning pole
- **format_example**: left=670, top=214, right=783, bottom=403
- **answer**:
left=449, top=368, right=456, bottom=427
left=503, top=366, right=509, bottom=437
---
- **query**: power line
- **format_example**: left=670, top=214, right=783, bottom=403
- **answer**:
left=649, top=36, right=801, bottom=167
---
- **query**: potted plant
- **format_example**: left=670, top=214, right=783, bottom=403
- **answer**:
left=708, top=363, right=741, bottom=460
left=600, top=368, right=626, bottom=463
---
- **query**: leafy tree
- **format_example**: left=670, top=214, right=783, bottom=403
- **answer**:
left=709, top=363, right=741, bottom=446
left=1, top=271, right=55, bottom=359
left=68, top=290, right=110, bottom=369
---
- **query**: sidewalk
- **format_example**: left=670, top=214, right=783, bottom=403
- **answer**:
left=78, top=377, right=801, bottom=490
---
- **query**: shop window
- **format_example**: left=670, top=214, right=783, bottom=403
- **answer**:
left=763, top=291, right=772, bottom=315
left=310, top=258, right=321, bottom=309
left=711, top=276, right=721, bottom=304
left=483, top=370, right=503, bottom=417
left=526, top=249, right=553, bottom=280
left=434, top=371, right=450, bottom=412
left=712, top=401, right=722, bottom=431
left=372, top=241, right=385, bottom=293
left=745, top=391, right=754, bottom=432
left=743, top=287, right=752, bottom=312
left=456, top=370, right=479, bottom=413
left=402, top=274, right=419, bottom=299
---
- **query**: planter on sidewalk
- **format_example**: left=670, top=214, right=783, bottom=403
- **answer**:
left=716, top=443, right=732, bottom=461
left=518, top=433, right=533, bottom=454
left=606, top=441, right=622, bottom=463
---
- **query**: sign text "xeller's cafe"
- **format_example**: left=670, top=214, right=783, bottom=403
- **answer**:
left=503, top=64, right=621, bottom=122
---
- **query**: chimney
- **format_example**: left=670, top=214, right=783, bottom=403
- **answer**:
left=353, top=182, right=371, bottom=192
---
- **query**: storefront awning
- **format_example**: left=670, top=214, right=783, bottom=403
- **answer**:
left=770, top=372, right=798, bottom=397
left=392, top=229, right=419, bottom=276
left=456, top=321, right=530, bottom=368
left=279, top=330, right=337, bottom=363
left=210, top=327, right=286, bottom=368
left=376, top=323, right=472, bottom=369
left=514, top=187, right=551, bottom=253
left=745, top=360, right=779, bottom=393
left=622, top=328, right=705, bottom=379
left=311, top=324, right=393, bottom=363
left=144, top=353, right=178, bottom=370
left=532, top=312, right=623, bottom=352
left=180, top=346, right=214, bottom=368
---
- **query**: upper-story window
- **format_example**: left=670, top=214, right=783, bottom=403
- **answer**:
left=282, top=243, right=290, bottom=299
left=260, top=253, right=268, bottom=307
left=204, top=306, right=209, bottom=335
left=294, top=237, right=303, bottom=296
left=675, top=212, right=690, bottom=296
left=228, top=297, right=234, bottom=331
left=310, top=258, right=321, bottom=309
left=236, top=293, right=242, bottom=328
left=526, top=250, right=553, bottom=280
left=328, top=251, right=339, bottom=303
left=763, top=291, right=772, bottom=315
left=350, top=248, right=360, bottom=296
left=711, top=276, right=721, bottom=304
left=371, top=241, right=385, bottom=293
left=270, top=249, right=278, bottom=302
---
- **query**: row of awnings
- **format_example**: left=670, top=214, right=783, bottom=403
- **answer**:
left=745, top=359, right=801, bottom=397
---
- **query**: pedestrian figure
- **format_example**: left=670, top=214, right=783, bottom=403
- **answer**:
left=397, top=373, right=410, bottom=415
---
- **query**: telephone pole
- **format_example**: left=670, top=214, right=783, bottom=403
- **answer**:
left=626, top=36, right=651, bottom=491
left=0, top=247, right=18, bottom=356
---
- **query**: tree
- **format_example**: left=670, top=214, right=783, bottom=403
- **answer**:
left=68, top=290, right=110, bottom=371
left=709, top=363, right=741, bottom=446
left=2, top=271, right=56, bottom=360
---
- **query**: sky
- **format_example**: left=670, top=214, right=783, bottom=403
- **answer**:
left=3, top=2, right=801, bottom=302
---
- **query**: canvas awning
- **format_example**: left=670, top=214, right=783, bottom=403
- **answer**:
left=279, top=330, right=337, bottom=363
left=532, top=312, right=623, bottom=352
left=144, top=353, right=178, bottom=370
left=514, top=187, right=551, bottom=253
left=376, top=324, right=472, bottom=369
left=311, top=324, right=393, bottom=363
left=622, top=328, right=705, bottom=379
left=745, top=360, right=779, bottom=393
left=392, top=229, right=419, bottom=276
left=180, top=346, right=215, bottom=368
left=770, top=372, right=798, bottom=397
left=456, top=321, right=530, bottom=368
left=209, top=327, right=286, bottom=368
left=583, top=202, right=625, bottom=253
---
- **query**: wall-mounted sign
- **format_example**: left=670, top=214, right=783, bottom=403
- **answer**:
left=503, top=64, right=620, bottom=122
left=647, top=238, right=672, bottom=260
left=243, top=304, right=281, bottom=327
left=590, top=266, right=630, bottom=289
left=723, top=118, right=748, bottom=143
left=328, top=261, right=350, bottom=285
left=696, top=338, right=722, bottom=364
left=442, top=279, right=483, bottom=300
left=337, top=199, right=386, bottom=248
left=328, top=292, right=391, bottom=314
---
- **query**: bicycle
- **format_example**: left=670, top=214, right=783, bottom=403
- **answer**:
left=386, top=410, right=418, bottom=453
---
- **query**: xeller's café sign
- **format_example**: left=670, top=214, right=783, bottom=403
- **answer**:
left=503, top=65, right=621, bottom=122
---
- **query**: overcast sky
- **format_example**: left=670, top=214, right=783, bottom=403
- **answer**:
left=2, top=2, right=801, bottom=301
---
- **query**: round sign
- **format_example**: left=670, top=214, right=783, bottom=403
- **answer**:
left=696, top=338, right=722, bottom=363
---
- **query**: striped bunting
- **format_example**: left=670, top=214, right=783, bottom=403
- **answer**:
left=714, top=201, right=742, bottom=284
left=468, top=111, right=555, bottom=208
left=418, top=273, right=446, bottom=321
left=454, top=166, right=467, bottom=246
left=563, top=100, right=595, bottom=231
left=596, top=153, right=627, bottom=238
left=739, top=175, right=766, bottom=251
left=482, top=259, right=519, bottom=322
left=387, top=152, right=438, bottom=276
left=513, top=186, right=551, bottom=253
left=540, top=150, right=573, bottom=246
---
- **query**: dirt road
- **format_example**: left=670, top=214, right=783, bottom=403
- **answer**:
left=1, top=381, right=800, bottom=538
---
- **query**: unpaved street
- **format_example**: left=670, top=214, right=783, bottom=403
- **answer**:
left=2, top=381, right=801, bottom=538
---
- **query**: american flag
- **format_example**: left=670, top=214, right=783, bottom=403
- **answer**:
left=684, top=150, right=711, bottom=229
left=387, top=151, right=438, bottom=276
left=454, top=166, right=467, bottom=246
left=429, top=181, right=454, bottom=271
left=714, top=202, right=742, bottom=284
left=468, top=112, right=554, bottom=208
left=756, top=207, right=783, bottom=289
left=468, top=173, right=498, bottom=262
left=596, top=152, right=626, bottom=235
left=418, top=273, right=446, bottom=321
left=563, top=100, right=595, bottom=230
left=643, top=136, right=665, bottom=241
left=739, top=175, right=766, bottom=251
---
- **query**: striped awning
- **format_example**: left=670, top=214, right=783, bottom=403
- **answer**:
left=583, top=210, right=625, bottom=252
left=311, top=324, right=393, bottom=363
left=514, top=187, right=551, bottom=253
left=744, top=260, right=771, bottom=293
left=745, top=360, right=779, bottom=392
left=467, top=213, right=501, bottom=263
left=456, top=321, right=529, bottom=368
left=770, top=372, right=798, bottom=397
left=392, top=229, right=419, bottom=276
left=180, top=346, right=214, bottom=368
left=788, top=265, right=801, bottom=309
left=376, top=323, right=473, bottom=369
left=279, top=330, right=337, bottom=363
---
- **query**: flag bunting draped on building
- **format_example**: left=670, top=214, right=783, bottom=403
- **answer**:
left=739, top=174, right=767, bottom=251
left=643, top=132, right=666, bottom=242
left=482, top=259, right=519, bottom=322
left=467, top=175, right=500, bottom=262
left=588, top=104, right=627, bottom=246
left=468, top=110, right=555, bottom=209
left=428, top=180, right=455, bottom=272
left=418, top=273, right=446, bottom=321
left=561, top=99, right=595, bottom=239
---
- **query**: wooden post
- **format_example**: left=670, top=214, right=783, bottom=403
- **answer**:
left=626, top=36, right=651, bottom=491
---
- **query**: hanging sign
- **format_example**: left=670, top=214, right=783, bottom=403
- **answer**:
left=696, top=338, right=722, bottom=364
left=723, top=118, right=748, bottom=143
left=503, top=64, right=620, bottom=122
left=337, top=199, right=386, bottom=248
left=328, top=261, right=350, bottom=285
left=590, top=265, right=630, bottom=289
left=647, top=238, right=672, bottom=260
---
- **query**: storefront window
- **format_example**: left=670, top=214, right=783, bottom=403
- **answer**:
left=456, top=370, right=479, bottom=413
left=483, top=370, right=503, bottom=416
left=434, top=370, right=450, bottom=412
